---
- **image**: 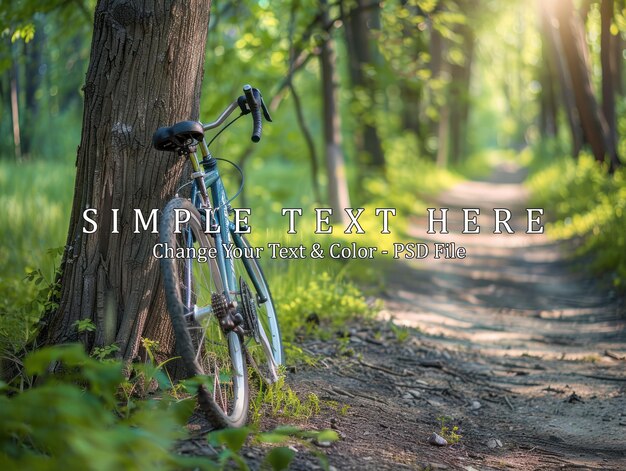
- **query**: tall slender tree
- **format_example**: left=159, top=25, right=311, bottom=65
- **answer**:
left=601, top=0, right=619, bottom=161
left=320, top=0, right=350, bottom=224
left=343, top=0, right=386, bottom=171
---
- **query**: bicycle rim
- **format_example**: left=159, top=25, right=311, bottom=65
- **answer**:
left=160, top=198, right=248, bottom=427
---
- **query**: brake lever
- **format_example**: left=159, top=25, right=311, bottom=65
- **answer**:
left=259, top=93, right=272, bottom=122
left=237, top=95, right=250, bottom=115
left=237, top=88, right=271, bottom=121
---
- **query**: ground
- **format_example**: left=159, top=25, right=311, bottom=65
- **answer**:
left=184, top=164, right=626, bottom=470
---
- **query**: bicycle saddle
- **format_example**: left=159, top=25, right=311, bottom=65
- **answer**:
left=153, top=120, right=205, bottom=152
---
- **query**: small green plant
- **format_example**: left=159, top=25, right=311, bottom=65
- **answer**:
left=437, top=416, right=462, bottom=445
left=335, top=333, right=355, bottom=357
left=581, top=354, right=600, bottom=363
left=388, top=320, right=411, bottom=343
left=325, top=400, right=350, bottom=417
left=91, top=343, right=120, bottom=361
left=73, top=318, right=96, bottom=334
left=283, top=342, right=318, bottom=367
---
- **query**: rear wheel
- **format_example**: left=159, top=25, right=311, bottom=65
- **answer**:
left=159, top=198, right=248, bottom=428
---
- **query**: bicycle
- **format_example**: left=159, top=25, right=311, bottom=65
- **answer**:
left=152, top=85, right=283, bottom=428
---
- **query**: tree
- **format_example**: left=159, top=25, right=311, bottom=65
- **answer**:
left=319, top=0, right=351, bottom=225
left=538, top=14, right=559, bottom=139
left=601, top=0, right=619, bottom=162
left=550, top=0, right=620, bottom=170
left=540, top=0, right=584, bottom=156
left=342, top=0, right=386, bottom=171
left=447, top=22, right=475, bottom=164
left=38, top=0, right=212, bottom=364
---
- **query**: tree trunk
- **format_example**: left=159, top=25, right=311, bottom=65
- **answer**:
left=343, top=0, right=385, bottom=171
left=540, top=0, right=585, bottom=156
left=23, top=22, right=44, bottom=158
left=614, top=0, right=625, bottom=96
left=38, top=0, right=212, bottom=365
left=320, top=2, right=350, bottom=225
left=448, top=24, right=474, bottom=164
left=539, top=4, right=559, bottom=138
left=551, top=0, right=618, bottom=169
left=601, top=0, right=621, bottom=169
left=9, top=39, right=22, bottom=161
left=429, top=26, right=450, bottom=165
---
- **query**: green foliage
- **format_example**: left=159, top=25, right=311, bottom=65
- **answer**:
left=0, top=344, right=203, bottom=470
left=528, top=151, right=626, bottom=288
left=208, top=425, right=338, bottom=471
left=0, top=344, right=338, bottom=470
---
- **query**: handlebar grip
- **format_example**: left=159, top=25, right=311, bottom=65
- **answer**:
left=243, top=84, right=262, bottom=143
left=251, top=107, right=262, bottom=143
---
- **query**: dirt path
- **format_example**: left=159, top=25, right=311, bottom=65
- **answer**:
left=185, top=164, right=626, bottom=470
left=281, top=163, right=626, bottom=470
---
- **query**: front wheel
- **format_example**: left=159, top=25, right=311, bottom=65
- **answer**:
left=159, top=198, right=248, bottom=428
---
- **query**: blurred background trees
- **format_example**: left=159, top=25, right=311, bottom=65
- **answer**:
left=2, top=0, right=625, bottom=192
left=2, top=0, right=626, bottom=352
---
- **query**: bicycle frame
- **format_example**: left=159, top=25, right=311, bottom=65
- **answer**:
left=183, top=140, right=266, bottom=322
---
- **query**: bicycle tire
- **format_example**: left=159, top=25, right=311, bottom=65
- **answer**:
left=159, top=197, right=248, bottom=428
left=230, top=236, right=284, bottom=383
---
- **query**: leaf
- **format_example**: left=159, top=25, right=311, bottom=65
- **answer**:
left=167, top=398, right=195, bottom=426
left=264, top=447, right=295, bottom=470
left=208, top=427, right=251, bottom=452
left=270, top=425, right=301, bottom=435
left=315, top=429, right=338, bottom=442
left=257, top=432, right=290, bottom=444
left=24, top=344, right=88, bottom=375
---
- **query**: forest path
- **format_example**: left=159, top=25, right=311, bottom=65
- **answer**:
left=283, top=163, right=626, bottom=470
left=373, top=162, right=626, bottom=469
left=386, top=161, right=625, bottom=361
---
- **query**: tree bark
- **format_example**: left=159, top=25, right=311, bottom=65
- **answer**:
left=38, top=0, right=212, bottom=364
left=343, top=0, right=385, bottom=171
left=320, top=1, right=350, bottom=225
left=551, top=0, right=618, bottom=169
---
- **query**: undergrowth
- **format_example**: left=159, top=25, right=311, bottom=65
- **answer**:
left=0, top=344, right=337, bottom=470
left=527, top=151, right=626, bottom=288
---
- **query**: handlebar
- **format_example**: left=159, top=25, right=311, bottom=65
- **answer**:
left=202, top=84, right=272, bottom=143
